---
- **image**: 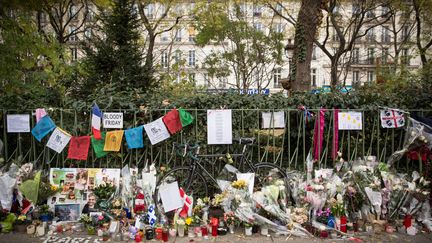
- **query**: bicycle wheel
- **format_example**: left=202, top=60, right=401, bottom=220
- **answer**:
left=153, top=166, right=209, bottom=218
left=248, top=162, right=290, bottom=197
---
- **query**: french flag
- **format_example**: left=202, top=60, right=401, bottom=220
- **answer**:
left=91, top=103, right=102, bottom=140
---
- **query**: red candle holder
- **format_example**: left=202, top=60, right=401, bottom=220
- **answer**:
left=162, top=228, right=169, bottom=242
left=201, top=226, right=208, bottom=236
left=155, top=227, right=163, bottom=240
left=340, top=216, right=347, bottom=233
left=212, top=225, right=218, bottom=237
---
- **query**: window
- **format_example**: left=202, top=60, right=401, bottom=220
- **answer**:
left=69, top=26, right=78, bottom=42
left=253, top=5, right=262, bottom=17
left=312, top=46, right=317, bottom=60
left=332, top=27, right=340, bottom=42
left=275, top=3, right=283, bottom=13
left=382, top=6, right=390, bottom=16
left=70, top=48, right=78, bottom=61
left=132, top=4, right=139, bottom=16
left=401, top=25, right=410, bottom=42
left=39, top=12, right=47, bottom=22
left=254, top=22, right=263, bottom=32
left=352, top=48, right=359, bottom=64
left=366, top=27, right=375, bottom=42
left=69, top=5, right=77, bottom=20
left=85, top=9, right=94, bottom=21
left=175, top=29, right=182, bottom=42
left=352, top=4, right=360, bottom=15
left=203, top=74, right=210, bottom=87
left=161, top=51, right=168, bottom=68
left=174, top=50, right=181, bottom=64
left=381, top=48, right=389, bottom=64
left=218, top=77, right=227, bottom=88
left=353, top=71, right=360, bottom=84
left=161, top=32, right=168, bottom=42
left=273, top=68, right=281, bottom=88
left=401, top=48, right=409, bottom=65
left=189, top=73, right=196, bottom=83
left=311, top=68, right=317, bottom=87
left=367, top=48, right=375, bottom=64
left=273, top=23, right=284, bottom=33
left=84, top=28, right=92, bottom=39
left=188, top=50, right=196, bottom=66
left=366, top=10, right=375, bottom=18
left=188, top=26, right=196, bottom=42
left=146, top=3, right=154, bottom=19
left=367, top=71, right=375, bottom=83
left=381, top=26, right=390, bottom=43
left=239, top=3, right=247, bottom=15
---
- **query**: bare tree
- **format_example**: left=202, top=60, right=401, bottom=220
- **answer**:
left=39, top=0, right=91, bottom=44
left=137, top=1, right=184, bottom=80
left=315, top=0, right=393, bottom=88
left=412, top=0, right=432, bottom=65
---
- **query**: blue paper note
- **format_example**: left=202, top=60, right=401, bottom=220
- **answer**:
left=31, top=115, right=56, bottom=142
left=124, top=126, right=144, bottom=149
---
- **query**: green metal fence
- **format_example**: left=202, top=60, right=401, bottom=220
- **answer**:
left=1, top=108, right=431, bottom=173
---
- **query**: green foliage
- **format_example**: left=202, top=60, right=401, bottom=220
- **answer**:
left=0, top=15, right=70, bottom=109
left=77, top=0, right=152, bottom=102
left=93, top=183, right=115, bottom=200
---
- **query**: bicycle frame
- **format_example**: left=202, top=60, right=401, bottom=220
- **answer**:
left=183, top=143, right=259, bottom=191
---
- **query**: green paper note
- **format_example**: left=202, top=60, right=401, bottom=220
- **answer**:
left=179, top=108, right=194, bottom=127
left=19, top=171, right=41, bottom=204
left=91, top=132, right=108, bottom=158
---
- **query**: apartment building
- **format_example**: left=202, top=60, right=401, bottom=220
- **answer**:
left=45, top=1, right=422, bottom=93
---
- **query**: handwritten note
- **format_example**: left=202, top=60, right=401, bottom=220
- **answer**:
left=143, top=118, right=170, bottom=145
left=207, top=110, right=232, bottom=144
left=262, top=111, right=285, bottom=128
left=7, top=114, right=30, bottom=133
left=338, top=112, right=362, bottom=130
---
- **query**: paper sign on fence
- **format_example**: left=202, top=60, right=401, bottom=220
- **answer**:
left=7, top=114, right=30, bottom=133
left=380, top=109, right=405, bottom=128
left=103, top=112, right=123, bottom=129
left=144, top=118, right=170, bottom=145
left=262, top=111, right=285, bottom=128
left=207, top=110, right=232, bottom=145
left=46, top=127, right=72, bottom=153
left=158, top=181, right=183, bottom=213
left=338, top=112, right=362, bottom=130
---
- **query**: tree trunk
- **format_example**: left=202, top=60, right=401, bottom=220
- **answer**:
left=144, top=33, right=155, bottom=81
left=290, top=0, right=323, bottom=91
left=330, top=59, right=338, bottom=88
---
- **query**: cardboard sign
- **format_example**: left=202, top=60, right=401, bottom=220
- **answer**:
left=103, top=112, right=123, bottom=128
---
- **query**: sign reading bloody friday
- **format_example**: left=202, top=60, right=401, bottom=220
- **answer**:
left=103, top=112, right=123, bottom=128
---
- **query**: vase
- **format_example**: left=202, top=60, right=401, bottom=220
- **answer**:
left=194, top=226, right=202, bottom=237
left=36, top=225, right=45, bottom=237
left=169, top=228, right=177, bottom=237
left=335, top=217, right=341, bottom=231
left=188, top=228, right=195, bottom=237
left=260, top=226, right=268, bottom=235
left=26, top=225, right=36, bottom=235
left=228, top=224, right=235, bottom=234
left=97, top=228, right=104, bottom=237
left=177, top=225, right=185, bottom=237
left=87, top=226, right=96, bottom=235
left=245, top=227, right=252, bottom=236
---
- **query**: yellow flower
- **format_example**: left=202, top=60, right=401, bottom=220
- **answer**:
left=51, top=185, right=58, bottom=191
left=232, top=179, right=248, bottom=189
left=18, top=215, right=26, bottom=221
left=185, top=217, right=193, bottom=225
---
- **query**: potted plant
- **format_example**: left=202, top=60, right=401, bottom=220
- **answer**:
left=14, top=215, right=30, bottom=233
left=38, top=205, right=53, bottom=222
left=243, top=221, right=253, bottom=236
left=176, top=218, right=185, bottom=237
left=93, top=183, right=116, bottom=210
left=223, top=212, right=237, bottom=234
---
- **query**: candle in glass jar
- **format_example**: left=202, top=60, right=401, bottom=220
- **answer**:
left=201, top=226, right=208, bottom=236
left=162, top=228, right=169, bottom=242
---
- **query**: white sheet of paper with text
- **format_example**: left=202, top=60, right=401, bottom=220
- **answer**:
left=207, top=110, right=232, bottom=144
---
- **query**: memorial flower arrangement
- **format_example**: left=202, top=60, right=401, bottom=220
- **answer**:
left=223, top=211, right=239, bottom=226
left=231, top=179, right=248, bottom=190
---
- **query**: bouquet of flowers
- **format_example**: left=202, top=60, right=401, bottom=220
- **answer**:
left=223, top=211, right=239, bottom=226
left=231, top=179, right=248, bottom=190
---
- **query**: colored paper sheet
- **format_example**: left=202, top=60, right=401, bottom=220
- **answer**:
left=125, top=126, right=144, bottom=149
left=91, top=132, right=107, bottom=158
left=31, top=115, right=56, bottom=142
left=67, top=136, right=91, bottom=160
left=178, top=108, right=194, bottom=127
left=103, top=130, right=124, bottom=152
left=46, top=127, right=72, bottom=153
left=162, top=109, right=182, bottom=135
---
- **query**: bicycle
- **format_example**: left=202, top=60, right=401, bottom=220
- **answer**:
left=153, top=137, right=289, bottom=213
